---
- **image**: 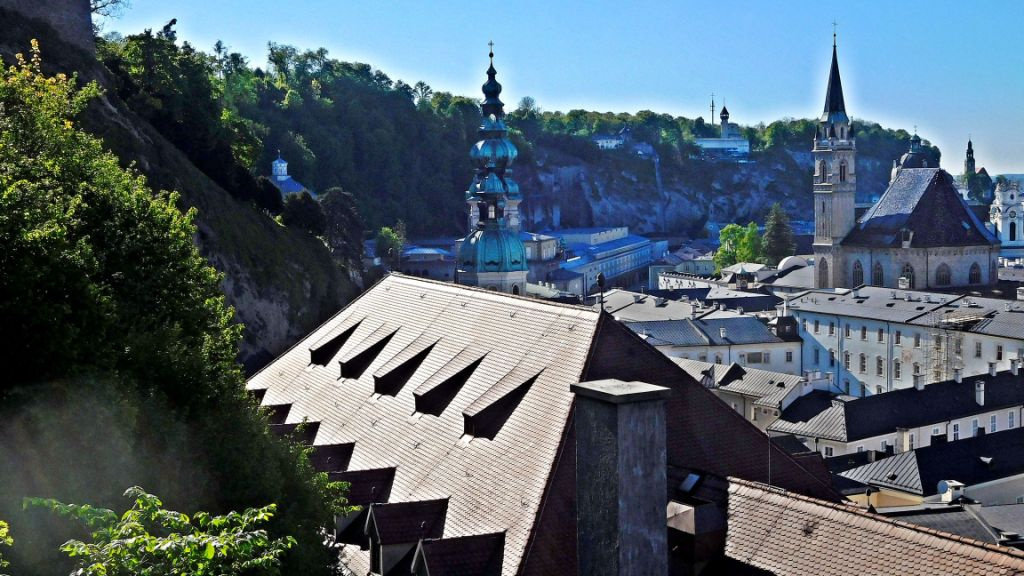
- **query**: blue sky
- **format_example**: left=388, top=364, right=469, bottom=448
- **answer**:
left=105, top=1, right=1024, bottom=174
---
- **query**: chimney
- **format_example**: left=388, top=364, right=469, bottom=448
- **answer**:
left=720, top=327, right=728, bottom=340
left=990, top=362, right=998, bottom=377
left=572, top=380, right=671, bottom=576
left=1012, top=359, right=1020, bottom=376
left=976, top=381, right=985, bottom=406
left=914, top=374, right=925, bottom=391
left=954, top=368, right=962, bottom=384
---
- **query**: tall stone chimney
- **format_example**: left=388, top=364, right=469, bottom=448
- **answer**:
left=572, top=379, right=671, bottom=576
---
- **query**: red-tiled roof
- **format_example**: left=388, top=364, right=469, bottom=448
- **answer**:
left=725, top=478, right=1024, bottom=575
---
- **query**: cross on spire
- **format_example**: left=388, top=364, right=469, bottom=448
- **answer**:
left=488, top=40, right=494, bottom=63
left=832, top=20, right=837, bottom=46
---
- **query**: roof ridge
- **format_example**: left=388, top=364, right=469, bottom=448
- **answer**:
left=389, top=273, right=598, bottom=314
left=728, top=477, right=1024, bottom=560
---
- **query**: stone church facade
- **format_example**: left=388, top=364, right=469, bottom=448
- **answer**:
left=812, top=38, right=1000, bottom=290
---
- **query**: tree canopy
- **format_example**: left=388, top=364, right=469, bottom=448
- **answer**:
left=763, top=202, right=796, bottom=266
left=27, top=487, right=294, bottom=576
left=0, top=41, right=348, bottom=575
left=713, top=222, right=763, bottom=272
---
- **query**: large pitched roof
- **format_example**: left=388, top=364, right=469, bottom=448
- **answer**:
left=626, top=316, right=784, bottom=347
left=842, top=168, right=998, bottom=248
left=247, top=274, right=839, bottom=575
left=769, top=370, right=1024, bottom=442
left=839, top=426, right=1024, bottom=496
left=725, top=478, right=1024, bottom=576
left=672, top=358, right=805, bottom=407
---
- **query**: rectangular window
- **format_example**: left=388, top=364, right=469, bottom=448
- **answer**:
left=844, top=325, right=851, bottom=338
left=997, top=345, right=1004, bottom=361
left=764, top=352, right=771, bottom=364
left=953, top=423, right=960, bottom=441
left=935, top=335, right=943, bottom=351
left=954, top=338, right=962, bottom=355
left=914, top=333, right=921, bottom=348
left=858, top=354, right=866, bottom=373
left=932, top=427, right=940, bottom=437
left=823, top=446, right=834, bottom=457
left=880, top=440, right=889, bottom=451
left=909, top=433, right=915, bottom=450
left=876, top=356, right=884, bottom=376
left=894, top=360, right=902, bottom=379
left=861, top=327, right=867, bottom=341
left=746, top=352, right=762, bottom=364
left=828, top=322, right=835, bottom=336
left=844, top=352, right=851, bottom=370
left=786, top=350, right=793, bottom=363
left=990, top=414, right=998, bottom=433
left=895, top=331, right=902, bottom=345
left=813, top=348, right=820, bottom=364
left=739, top=353, right=747, bottom=364
left=1010, top=412, right=1016, bottom=429
left=878, top=328, right=884, bottom=342
left=972, top=419, right=980, bottom=437
left=856, top=445, right=865, bottom=453
left=975, top=342, right=983, bottom=358
left=814, top=320, right=820, bottom=334
left=829, top=349, right=836, bottom=367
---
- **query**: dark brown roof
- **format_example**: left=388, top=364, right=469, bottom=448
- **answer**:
left=842, top=168, right=999, bottom=248
left=412, top=532, right=505, bottom=576
left=725, top=478, right=1024, bottom=575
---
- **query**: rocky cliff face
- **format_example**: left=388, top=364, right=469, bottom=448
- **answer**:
left=519, top=141, right=902, bottom=235
left=0, top=9, right=358, bottom=371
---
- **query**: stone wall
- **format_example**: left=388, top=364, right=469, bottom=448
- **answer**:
left=0, top=0, right=93, bottom=51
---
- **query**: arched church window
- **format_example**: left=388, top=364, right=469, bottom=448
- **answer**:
left=818, top=258, right=829, bottom=288
left=901, top=263, right=915, bottom=289
left=872, top=262, right=884, bottom=286
left=819, top=161, right=827, bottom=184
left=512, top=285, right=520, bottom=296
left=969, top=262, right=981, bottom=284
left=935, top=264, right=951, bottom=286
left=852, top=260, right=864, bottom=286
left=1011, top=221, right=1018, bottom=242
left=839, top=161, right=847, bottom=183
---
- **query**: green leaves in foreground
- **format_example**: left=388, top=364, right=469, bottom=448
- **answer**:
left=0, top=520, right=11, bottom=574
left=25, top=487, right=295, bottom=576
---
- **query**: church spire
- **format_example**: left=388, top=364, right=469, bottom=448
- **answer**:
left=457, top=44, right=528, bottom=294
left=822, top=39, right=847, bottom=120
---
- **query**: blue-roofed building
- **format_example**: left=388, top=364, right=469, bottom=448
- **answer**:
left=548, top=227, right=655, bottom=296
left=270, top=153, right=313, bottom=196
left=400, top=245, right=456, bottom=282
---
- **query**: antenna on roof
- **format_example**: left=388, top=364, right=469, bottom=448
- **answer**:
left=597, top=273, right=606, bottom=310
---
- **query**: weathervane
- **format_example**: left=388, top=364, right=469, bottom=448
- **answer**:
left=832, top=20, right=838, bottom=46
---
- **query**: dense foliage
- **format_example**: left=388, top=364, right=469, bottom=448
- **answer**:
left=714, top=223, right=763, bottom=271
left=0, top=520, right=10, bottom=574
left=27, top=487, right=295, bottom=576
left=0, top=42, right=348, bottom=575
left=763, top=202, right=796, bottom=266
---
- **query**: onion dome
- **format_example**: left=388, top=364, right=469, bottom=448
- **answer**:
left=898, top=133, right=929, bottom=169
left=458, top=225, right=528, bottom=272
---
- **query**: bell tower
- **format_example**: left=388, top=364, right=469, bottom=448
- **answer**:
left=813, top=31, right=856, bottom=288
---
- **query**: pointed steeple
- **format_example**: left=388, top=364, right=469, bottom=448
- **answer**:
left=822, top=38, right=847, bottom=121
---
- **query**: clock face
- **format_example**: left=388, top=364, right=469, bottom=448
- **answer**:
left=1012, top=211, right=1018, bottom=219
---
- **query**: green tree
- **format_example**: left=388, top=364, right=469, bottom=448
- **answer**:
left=0, top=520, right=11, bottom=574
left=0, top=42, right=348, bottom=575
left=375, top=225, right=405, bottom=268
left=713, top=223, right=745, bottom=272
left=320, top=186, right=365, bottom=264
left=27, top=487, right=294, bottom=576
left=736, top=222, right=763, bottom=264
left=280, top=191, right=326, bottom=236
left=763, top=202, right=796, bottom=265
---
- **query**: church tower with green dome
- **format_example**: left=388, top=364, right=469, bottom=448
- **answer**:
left=457, top=46, right=529, bottom=295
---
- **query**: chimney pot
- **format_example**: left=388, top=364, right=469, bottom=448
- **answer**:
left=990, top=362, right=998, bottom=377
left=1012, top=359, right=1020, bottom=376
left=914, top=374, right=925, bottom=391
left=954, top=368, right=962, bottom=384
left=976, top=381, right=986, bottom=406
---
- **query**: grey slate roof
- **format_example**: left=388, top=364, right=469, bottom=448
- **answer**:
left=842, top=168, right=999, bottom=248
left=769, top=370, right=1024, bottom=442
left=885, top=507, right=1000, bottom=544
left=839, top=426, right=1024, bottom=496
left=672, top=358, right=804, bottom=406
left=769, top=391, right=850, bottom=441
left=626, top=316, right=783, bottom=348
